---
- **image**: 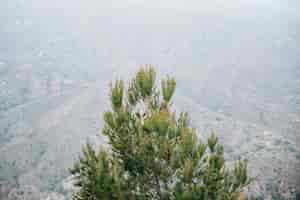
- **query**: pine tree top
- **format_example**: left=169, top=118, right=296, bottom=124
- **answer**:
left=70, top=66, right=252, bottom=200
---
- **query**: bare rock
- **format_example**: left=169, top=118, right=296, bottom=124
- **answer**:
left=8, top=186, right=40, bottom=200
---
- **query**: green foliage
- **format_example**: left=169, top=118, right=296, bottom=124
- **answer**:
left=71, top=67, right=251, bottom=200
left=161, top=76, right=176, bottom=103
left=70, top=144, right=131, bottom=200
left=136, top=66, right=156, bottom=99
left=110, top=80, right=124, bottom=111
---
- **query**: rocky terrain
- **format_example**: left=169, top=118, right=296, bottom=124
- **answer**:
left=0, top=0, right=299, bottom=199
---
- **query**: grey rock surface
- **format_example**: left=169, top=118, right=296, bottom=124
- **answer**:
left=0, top=0, right=299, bottom=199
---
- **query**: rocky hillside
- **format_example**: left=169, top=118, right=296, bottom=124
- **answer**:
left=0, top=0, right=299, bottom=199
left=0, top=66, right=299, bottom=199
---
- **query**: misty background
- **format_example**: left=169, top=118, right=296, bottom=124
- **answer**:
left=0, top=0, right=299, bottom=199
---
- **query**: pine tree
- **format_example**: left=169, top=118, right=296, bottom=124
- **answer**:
left=70, top=66, right=251, bottom=200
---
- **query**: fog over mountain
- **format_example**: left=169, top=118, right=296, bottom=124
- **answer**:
left=0, top=0, right=299, bottom=199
